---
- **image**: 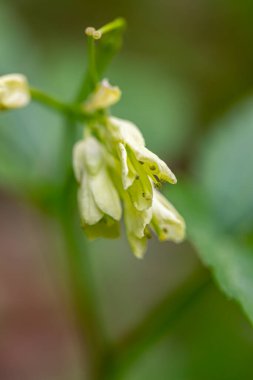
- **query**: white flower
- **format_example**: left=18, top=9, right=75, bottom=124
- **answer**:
left=73, top=136, right=122, bottom=239
left=0, top=74, right=30, bottom=110
left=122, top=188, right=185, bottom=258
left=84, top=79, right=121, bottom=112
left=73, top=91, right=186, bottom=256
left=123, top=192, right=152, bottom=258
left=151, top=189, right=185, bottom=243
left=107, top=116, right=177, bottom=213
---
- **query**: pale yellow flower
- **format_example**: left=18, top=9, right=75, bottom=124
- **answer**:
left=73, top=136, right=122, bottom=239
left=151, top=189, right=185, bottom=243
left=84, top=79, right=121, bottom=113
left=123, top=192, right=152, bottom=258
left=107, top=116, right=177, bottom=212
left=73, top=84, right=185, bottom=257
left=0, top=74, right=30, bottom=110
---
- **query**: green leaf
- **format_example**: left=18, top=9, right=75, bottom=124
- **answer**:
left=194, top=98, right=253, bottom=234
left=168, top=181, right=253, bottom=325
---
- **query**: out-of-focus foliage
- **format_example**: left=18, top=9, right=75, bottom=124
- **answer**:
left=1, top=0, right=253, bottom=379
left=111, top=59, right=195, bottom=157
left=0, top=4, right=63, bottom=198
left=122, top=286, right=253, bottom=380
left=195, top=99, right=253, bottom=234
left=169, top=182, right=253, bottom=325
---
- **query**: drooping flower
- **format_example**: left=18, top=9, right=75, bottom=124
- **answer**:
left=107, top=117, right=177, bottom=212
left=73, top=81, right=186, bottom=258
left=73, top=135, right=122, bottom=239
left=0, top=74, right=30, bottom=110
left=151, top=189, right=185, bottom=243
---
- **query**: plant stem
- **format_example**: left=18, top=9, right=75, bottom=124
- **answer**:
left=60, top=201, right=107, bottom=378
left=76, top=18, right=126, bottom=103
left=102, top=269, right=211, bottom=379
left=58, top=113, right=107, bottom=379
left=87, top=36, right=98, bottom=88
left=76, top=36, right=98, bottom=103
left=30, top=87, right=91, bottom=121
left=98, top=18, right=126, bottom=36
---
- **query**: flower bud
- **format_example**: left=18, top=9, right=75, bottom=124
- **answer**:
left=84, top=79, right=121, bottom=112
left=0, top=74, right=30, bottom=110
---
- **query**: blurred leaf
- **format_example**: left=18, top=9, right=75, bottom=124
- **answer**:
left=194, top=98, right=253, bottom=234
left=111, top=58, right=196, bottom=158
left=0, top=4, right=66, bottom=200
left=168, top=180, right=253, bottom=325
left=125, top=285, right=253, bottom=380
left=0, top=106, right=63, bottom=199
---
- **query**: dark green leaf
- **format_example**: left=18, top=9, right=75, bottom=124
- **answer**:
left=168, top=181, right=253, bottom=325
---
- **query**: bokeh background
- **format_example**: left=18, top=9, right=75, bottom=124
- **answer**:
left=1, top=0, right=253, bottom=379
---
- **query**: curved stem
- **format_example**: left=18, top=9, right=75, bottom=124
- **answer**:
left=30, top=87, right=91, bottom=121
left=98, top=18, right=126, bottom=36
left=76, top=18, right=126, bottom=103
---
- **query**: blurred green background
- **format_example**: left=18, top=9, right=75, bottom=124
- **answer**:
left=1, top=0, right=253, bottom=379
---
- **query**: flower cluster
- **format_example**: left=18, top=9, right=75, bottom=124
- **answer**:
left=73, top=80, right=185, bottom=258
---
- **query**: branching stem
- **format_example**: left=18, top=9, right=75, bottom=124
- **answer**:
left=30, top=87, right=92, bottom=121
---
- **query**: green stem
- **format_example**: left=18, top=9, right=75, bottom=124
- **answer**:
left=76, top=35, right=97, bottom=103
left=87, top=36, right=98, bottom=88
left=76, top=18, right=126, bottom=103
left=58, top=114, right=107, bottom=379
left=98, top=18, right=126, bottom=36
left=60, top=201, right=107, bottom=378
left=30, top=87, right=91, bottom=121
left=103, top=269, right=211, bottom=379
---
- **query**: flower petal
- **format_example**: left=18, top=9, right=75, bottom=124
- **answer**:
left=83, top=136, right=104, bottom=175
left=124, top=194, right=152, bottom=239
left=133, top=146, right=177, bottom=185
left=89, top=168, right=122, bottom=221
left=151, top=190, right=185, bottom=242
left=109, top=117, right=145, bottom=148
left=73, top=136, right=104, bottom=181
left=84, top=79, right=121, bottom=112
left=127, top=233, right=147, bottom=259
left=78, top=174, right=103, bottom=225
left=108, top=117, right=176, bottom=185
left=73, top=140, right=86, bottom=183
left=126, top=146, right=153, bottom=211
left=118, top=143, right=136, bottom=189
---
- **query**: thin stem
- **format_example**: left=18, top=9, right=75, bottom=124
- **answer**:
left=87, top=36, right=98, bottom=88
left=76, top=18, right=126, bottom=103
left=60, top=200, right=107, bottom=378
left=98, top=18, right=126, bottom=36
left=102, top=269, right=211, bottom=379
left=30, top=87, right=91, bottom=121
left=75, top=36, right=97, bottom=103
left=58, top=112, right=107, bottom=379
